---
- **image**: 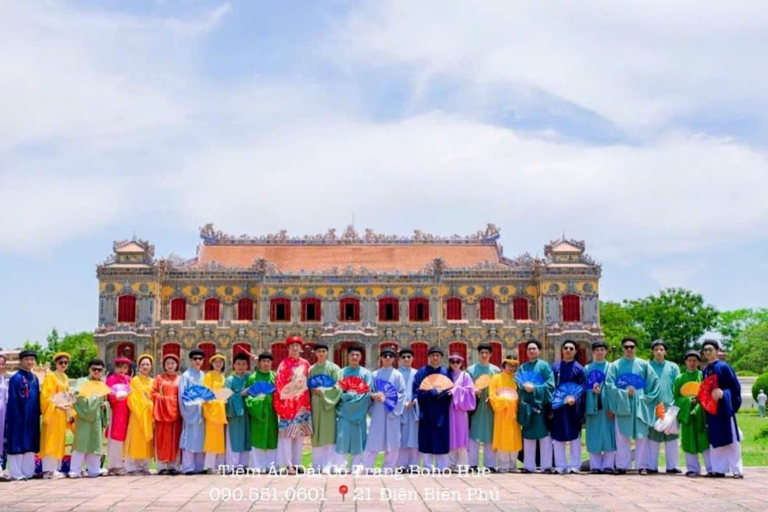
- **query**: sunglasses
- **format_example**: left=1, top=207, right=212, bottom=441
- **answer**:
left=191, top=356, right=204, bottom=361
left=702, top=347, right=715, bottom=353
left=623, top=345, right=636, bottom=350
left=91, top=368, right=104, bottom=373
left=382, top=354, right=395, bottom=359
left=562, top=346, right=575, bottom=351
left=57, top=360, right=69, bottom=365
left=449, top=360, right=461, bottom=364
left=400, top=355, right=412, bottom=359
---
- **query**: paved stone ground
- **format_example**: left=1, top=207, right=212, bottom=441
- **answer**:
left=2, top=469, right=766, bottom=512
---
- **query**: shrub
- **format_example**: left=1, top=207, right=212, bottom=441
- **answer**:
left=752, top=373, right=768, bottom=401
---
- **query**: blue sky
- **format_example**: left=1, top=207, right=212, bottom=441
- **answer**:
left=2, top=0, right=768, bottom=347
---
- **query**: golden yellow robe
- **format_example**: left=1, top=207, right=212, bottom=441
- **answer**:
left=489, top=372, right=523, bottom=453
left=39, top=371, right=73, bottom=460
left=124, top=374, right=154, bottom=460
left=202, top=371, right=227, bottom=454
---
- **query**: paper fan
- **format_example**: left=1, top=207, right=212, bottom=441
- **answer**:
left=339, top=376, right=370, bottom=394
left=307, top=374, right=336, bottom=389
left=52, top=392, right=76, bottom=408
left=680, top=381, right=700, bottom=397
left=419, top=374, right=454, bottom=392
left=551, top=382, right=585, bottom=410
left=473, top=374, right=492, bottom=391
left=615, top=373, right=646, bottom=390
left=375, top=379, right=398, bottom=412
left=514, top=370, right=545, bottom=388
left=110, top=383, right=131, bottom=399
left=78, top=380, right=111, bottom=398
left=214, top=388, right=234, bottom=401
left=182, top=384, right=216, bottom=403
left=246, top=381, right=275, bottom=397
left=698, top=374, right=719, bottom=415
left=496, top=387, right=518, bottom=400
left=587, top=370, right=605, bottom=388
left=655, top=403, right=665, bottom=420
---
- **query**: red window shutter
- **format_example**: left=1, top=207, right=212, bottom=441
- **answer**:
left=411, top=342, right=428, bottom=369
left=379, top=297, right=399, bottom=322
left=562, top=295, right=581, bottom=322
left=448, top=342, right=468, bottom=369
left=339, top=298, right=360, bottom=322
left=480, top=298, right=496, bottom=320
left=233, top=343, right=251, bottom=370
left=409, top=299, right=417, bottom=322
left=170, top=298, right=186, bottom=321
left=578, top=344, right=587, bottom=365
left=446, top=297, right=462, bottom=320
left=199, top=343, right=217, bottom=371
left=118, top=295, right=137, bottom=323
left=271, top=343, right=288, bottom=368
left=204, top=298, right=220, bottom=321
left=238, top=298, right=254, bottom=321
left=409, top=298, right=429, bottom=322
left=162, top=342, right=180, bottom=360
left=518, top=343, right=529, bottom=364
left=512, top=297, right=529, bottom=320
left=490, top=342, right=502, bottom=367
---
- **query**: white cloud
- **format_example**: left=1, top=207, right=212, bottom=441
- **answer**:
left=331, top=0, right=768, bottom=132
left=650, top=261, right=707, bottom=289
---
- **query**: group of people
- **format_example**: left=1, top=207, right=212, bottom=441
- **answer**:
left=0, top=334, right=744, bottom=481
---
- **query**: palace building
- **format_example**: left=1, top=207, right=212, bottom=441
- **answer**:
left=94, top=224, right=603, bottom=371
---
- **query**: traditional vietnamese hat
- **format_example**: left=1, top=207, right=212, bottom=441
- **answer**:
left=137, top=353, right=155, bottom=365
left=52, top=352, right=71, bottom=362
left=114, top=357, right=131, bottom=366
left=210, top=354, right=226, bottom=365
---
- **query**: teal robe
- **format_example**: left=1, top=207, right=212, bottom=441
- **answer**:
left=673, top=369, right=709, bottom=454
left=648, top=359, right=680, bottom=442
left=584, top=361, right=616, bottom=453
left=73, top=393, right=110, bottom=454
left=335, top=366, right=373, bottom=456
left=517, top=359, right=554, bottom=440
left=605, top=357, right=660, bottom=439
left=309, top=361, right=343, bottom=447
left=225, top=373, right=251, bottom=453
left=467, top=363, right=500, bottom=444
left=244, top=370, right=278, bottom=450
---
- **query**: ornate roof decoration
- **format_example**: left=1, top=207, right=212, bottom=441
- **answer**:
left=99, top=236, right=155, bottom=269
left=113, top=237, right=154, bottom=258
left=199, top=223, right=502, bottom=246
left=543, top=237, right=599, bottom=267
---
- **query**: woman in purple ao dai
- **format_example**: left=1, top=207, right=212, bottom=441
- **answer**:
left=448, top=353, right=477, bottom=469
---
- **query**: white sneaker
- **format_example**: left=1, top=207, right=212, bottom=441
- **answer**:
left=68, top=472, right=82, bottom=479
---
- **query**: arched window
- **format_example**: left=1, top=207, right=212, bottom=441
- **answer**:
left=339, top=297, right=360, bottom=322
left=479, top=297, right=496, bottom=320
left=490, top=341, right=502, bottom=367
left=233, top=342, right=252, bottom=370
left=301, top=297, right=321, bottom=322
left=379, top=297, right=399, bottom=322
left=117, top=295, right=137, bottom=323
left=270, top=298, right=291, bottom=322
left=562, top=294, right=581, bottom=322
left=162, top=342, right=180, bottom=361
left=380, top=342, right=399, bottom=368
left=170, top=297, right=187, bottom=321
left=512, top=297, right=530, bottom=320
left=409, top=298, right=430, bottom=322
left=411, top=342, right=429, bottom=369
left=199, top=342, right=217, bottom=371
left=448, top=341, right=468, bottom=369
left=271, top=342, right=288, bottom=368
left=237, top=298, right=254, bottom=321
left=445, top=297, right=462, bottom=320
left=204, top=298, right=220, bottom=321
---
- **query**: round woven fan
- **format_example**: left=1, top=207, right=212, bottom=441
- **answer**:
left=473, top=374, right=492, bottom=391
left=496, top=387, right=518, bottom=400
left=419, top=374, right=454, bottom=392
left=78, top=380, right=111, bottom=398
left=698, top=374, right=719, bottom=415
left=680, top=381, right=700, bottom=397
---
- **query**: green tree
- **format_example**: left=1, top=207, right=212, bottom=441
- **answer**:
left=730, top=322, right=768, bottom=375
left=627, top=288, right=719, bottom=363
left=21, top=328, right=97, bottom=378
left=717, top=308, right=768, bottom=349
left=599, top=301, right=649, bottom=359
left=752, top=373, right=768, bottom=401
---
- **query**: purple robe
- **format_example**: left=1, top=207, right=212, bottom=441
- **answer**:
left=449, top=370, right=476, bottom=451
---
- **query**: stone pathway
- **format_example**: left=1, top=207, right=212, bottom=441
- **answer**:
left=1, top=469, right=766, bottom=512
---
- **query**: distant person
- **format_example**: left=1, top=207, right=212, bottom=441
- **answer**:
left=757, top=389, right=767, bottom=418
